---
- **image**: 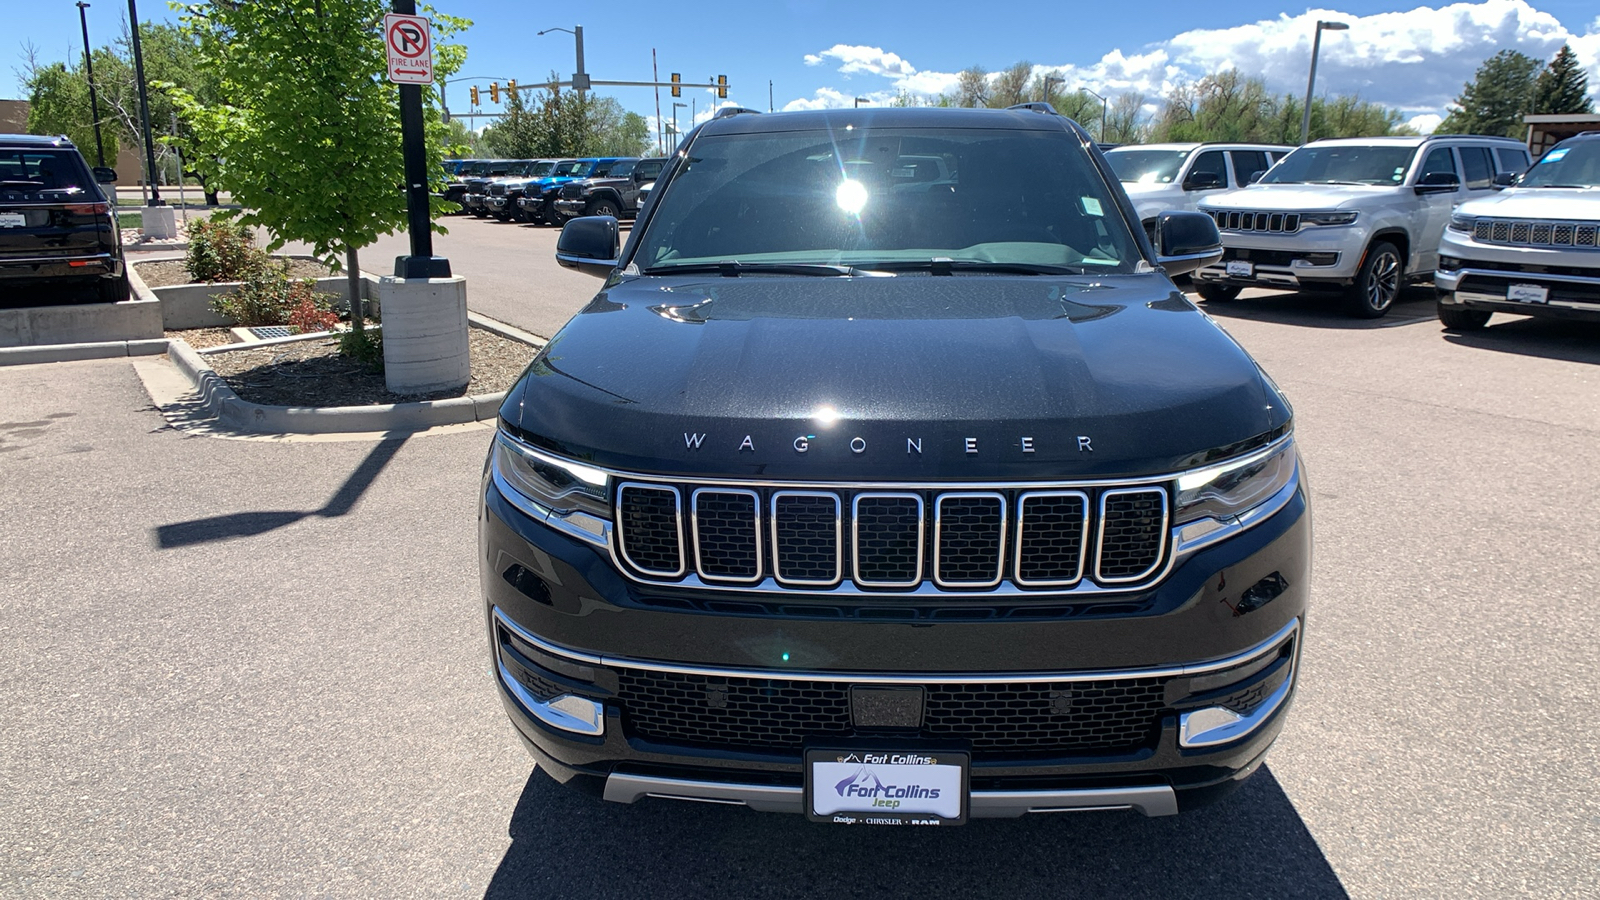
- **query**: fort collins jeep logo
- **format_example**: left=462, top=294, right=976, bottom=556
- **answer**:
left=680, top=432, right=1095, bottom=455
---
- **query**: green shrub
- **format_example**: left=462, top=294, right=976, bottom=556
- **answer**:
left=213, top=265, right=339, bottom=328
left=186, top=218, right=266, bottom=282
left=339, top=324, right=383, bottom=372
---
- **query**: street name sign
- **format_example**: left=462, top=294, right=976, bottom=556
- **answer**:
left=384, top=13, right=433, bottom=84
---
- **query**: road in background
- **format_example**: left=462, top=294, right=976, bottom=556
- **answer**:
left=2, top=251, right=1598, bottom=897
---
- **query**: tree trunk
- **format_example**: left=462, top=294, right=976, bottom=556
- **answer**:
left=346, top=247, right=364, bottom=330
left=205, top=190, right=219, bottom=207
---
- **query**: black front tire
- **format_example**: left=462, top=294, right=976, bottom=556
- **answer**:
left=1196, top=283, right=1242, bottom=302
left=586, top=198, right=620, bottom=219
left=1344, top=241, right=1403, bottom=318
left=1437, top=298, right=1491, bottom=330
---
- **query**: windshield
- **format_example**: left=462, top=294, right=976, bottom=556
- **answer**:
left=635, top=126, right=1140, bottom=273
left=0, top=150, right=96, bottom=203
left=1104, top=148, right=1190, bottom=184
left=1262, top=145, right=1418, bottom=185
left=1519, top=141, right=1600, bottom=188
left=552, top=161, right=584, bottom=176
left=530, top=161, right=555, bottom=177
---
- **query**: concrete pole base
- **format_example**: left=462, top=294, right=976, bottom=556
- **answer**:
left=379, top=275, right=470, bottom=395
left=140, top=205, right=178, bottom=240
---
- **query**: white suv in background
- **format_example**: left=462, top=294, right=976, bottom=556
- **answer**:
left=1194, top=135, right=1532, bottom=317
left=1436, top=132, right=1600, bottom=329
left=1104, top=142, right=1291, bottom=239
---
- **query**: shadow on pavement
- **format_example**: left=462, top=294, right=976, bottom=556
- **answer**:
left=151, top=435, right=407, bottom=549
left=1194, top=285, right=1436, bottom=330
left=1442, top=316, right=1600, bottom=365
left=484, top=764, right=1347, bottom=900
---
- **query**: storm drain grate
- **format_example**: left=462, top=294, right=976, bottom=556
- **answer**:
left=247, top=326, right=296, bottom=340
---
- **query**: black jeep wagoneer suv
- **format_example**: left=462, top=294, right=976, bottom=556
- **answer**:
left=480, top=105, right=1310, bottom=825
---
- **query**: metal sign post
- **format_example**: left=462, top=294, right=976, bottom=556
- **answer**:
left=386, top=2, right=450, bottom=278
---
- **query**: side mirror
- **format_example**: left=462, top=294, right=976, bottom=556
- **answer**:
left=93, top=166, right=117, bottom=184
left=556, top=215, right=620, bottom=278
left=1414, top=171, right=1460, bottom=194
left=1154, top=211, right=1224, bottom=277
left=1247, top=171, right=1264, bottom=185
left=1492, top=171, right=1518, bottom=189
left=1183, top=171, right=1223, bottom=190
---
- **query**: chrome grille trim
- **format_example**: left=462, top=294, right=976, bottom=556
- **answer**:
left=1013, top=491, right=1090, bottom=588
left=769, top=491, right=842, bottom=587
left=616, top=482, right=686, bottom=578
left=690, top=488, right=762, bottom=584
left=1471, top=217, right=1600, bottom=249
left=1094, top=488, right=1170, bottom=584
left=932, top=492, right=1007, bottom=589
left=1210, top=209, right=1301, bottom=234
left=851, top=492, right=925, bottom=588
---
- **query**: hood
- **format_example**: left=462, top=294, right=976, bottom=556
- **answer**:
left=501, top=274, right=1287, bottom=480
left=1456, top=186, right=1600, bottom=219
left=1200, top=183, right=1399, bottom=211
left=1120, top=182, right=1182, bottom=198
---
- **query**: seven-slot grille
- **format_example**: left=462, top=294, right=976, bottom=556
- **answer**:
left=1472, top=218, right=1599, bottom=250
left=1209, top=209, right=1302, bottom=234
left=614, top=482, right=1170, bottom=591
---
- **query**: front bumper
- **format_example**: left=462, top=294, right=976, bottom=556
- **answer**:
left=1193, top=224, right=1365, bottom=288
left=479, top=464, right=1311, bottom=816
left=1436, top=232, right=1600, bottom=322
left=553, top=199, right=587, bottom=216
left=517, top=196, right=544, bottom=212
left=485, top=196, right=512, bottom=212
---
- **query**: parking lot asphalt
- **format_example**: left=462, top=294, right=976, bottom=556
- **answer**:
left=5, top=220, right=1600, bottom=898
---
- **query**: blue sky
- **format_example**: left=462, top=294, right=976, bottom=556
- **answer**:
left=11, top=0, right=1600, bottom=139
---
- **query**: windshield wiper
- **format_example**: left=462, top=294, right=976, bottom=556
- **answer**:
left=859, top=259, right=1088, bottom=276
left=1531, top=183, right=1594, bottom=189
left=642, top=261, right=859, bottom=277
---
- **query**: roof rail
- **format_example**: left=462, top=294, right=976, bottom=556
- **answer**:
left=713, top=107, right=763, bottom=120
left=1006, top=102, right=1060, bottom=115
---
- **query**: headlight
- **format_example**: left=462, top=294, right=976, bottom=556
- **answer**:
left=1447, top=213, right=1477, bottom=233
left=1300, top=211, right=1358, bottom=226
left=1173, top=436, right=1299, bottom=543
left=491, top=432, right=612, bottom=543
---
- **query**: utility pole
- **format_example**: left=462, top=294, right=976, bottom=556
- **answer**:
left=653, top=49, right=664, bottom=154
left=75, top=2, right=105, bottom=168
left=538, top=26, right=588, bottom=99
left=769, top=80, right=773, bottom=113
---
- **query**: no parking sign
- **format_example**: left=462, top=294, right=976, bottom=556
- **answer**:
left=384, top=13, right=432, bottom=84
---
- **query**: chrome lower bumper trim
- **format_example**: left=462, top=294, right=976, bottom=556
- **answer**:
left=496, top=661, right=605, bottom=736
left=601, top=773, right=1179, bottom=817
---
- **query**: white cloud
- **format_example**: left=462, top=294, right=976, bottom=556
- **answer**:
left=1408, top=113, right=1444, bottom=134
left=794, top=1, right=1600, bottom=122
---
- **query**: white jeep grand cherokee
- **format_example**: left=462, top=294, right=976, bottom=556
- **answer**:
left=1104, top=142, right=1290, bottom=240
left=1436, top=132, right=1600, bottom=329
left=1195, top=135, right=1531, bottom=317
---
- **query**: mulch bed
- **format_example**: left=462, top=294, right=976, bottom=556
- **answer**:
left=169, top=325, right=538, bottom=406
left=135, top=257, right=334, bottom=288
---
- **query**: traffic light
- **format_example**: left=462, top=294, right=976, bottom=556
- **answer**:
left=470, top=85, right=479, bottom=106
left=507, top=79, right=517, bottom=97
left=717, top=75, right=728, bottom=99
left=490, top=82, right=500, bottom=104
left=670, top=73, right=681, bottom=98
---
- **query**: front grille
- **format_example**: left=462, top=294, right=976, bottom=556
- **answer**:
left=617, top=669, right=1165, bottom=756
left=1210, top=209, right=1301, bottom=234
left=612, top=481, right=1173, bottom=592
left=559, top=183, right=584, bottom=199
left=1474, top=218, right=1600, bottom=249
left=488, top=183, right=507, bottom=196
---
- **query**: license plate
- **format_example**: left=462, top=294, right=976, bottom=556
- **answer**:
left=805, top=748, right=968, bottom=825
left=0, top=212, right=25, bottom=228
left=1507, top=283, right=1548, bottom=304
left=1226, top=260, right=1253, bottom=278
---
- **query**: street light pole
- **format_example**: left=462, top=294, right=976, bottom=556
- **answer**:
left=1301, top=20, right=1349, bottom=144
left=439, top=75, right=508, bottom=124
left=537, top=26, right=587, bottom=99
left=75, top=2, right=105, bottom=168
left=126, top=0, right=161, bottom=204
left=670, top=101, right=686, bottom=149
left=1083, top=87, right=1108, bottom=142
left=1042, top=74, right=1063, bottom=105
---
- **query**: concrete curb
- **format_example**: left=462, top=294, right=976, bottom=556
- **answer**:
left=0, top=338, right=170, bottom=366
left=166, top=334, right=514, bottom=435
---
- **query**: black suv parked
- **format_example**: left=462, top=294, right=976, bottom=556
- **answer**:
left=0, top=134, right=125, bottom=305
left=481, top=106, right=1309, bottom=825
left=553, top=157, right=667, bottom=220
